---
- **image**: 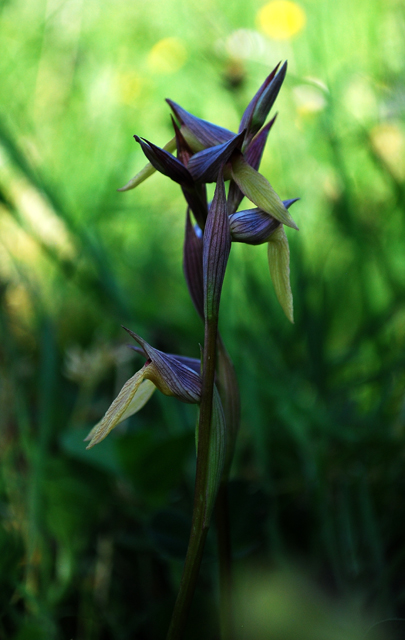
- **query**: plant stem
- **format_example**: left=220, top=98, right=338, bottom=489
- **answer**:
left=166, top=316, right=219, bottom=640
left=215, top=481, right=233, bottom=640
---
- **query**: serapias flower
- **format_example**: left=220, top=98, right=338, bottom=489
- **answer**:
left=118, top=62, right=298, bottom=231
left=85, top=327, right=227, bottom=525
left=85, top=327, right=202, bottom=449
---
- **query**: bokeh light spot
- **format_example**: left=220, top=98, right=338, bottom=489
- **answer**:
left=256, top=1, right=306, bottom=40
left=147, top=37, right=188, bottom=75
left=370, top=122, right=405, bottom=180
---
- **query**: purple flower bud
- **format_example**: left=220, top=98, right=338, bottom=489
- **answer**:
left=229, top=208, right=280, bottom=245
left=240, top=61, right=287, bottom=143
left=229, top=199, right=298, bottom=245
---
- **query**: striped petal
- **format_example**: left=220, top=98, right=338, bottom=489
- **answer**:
left=118, top=136, right=177, bottom=191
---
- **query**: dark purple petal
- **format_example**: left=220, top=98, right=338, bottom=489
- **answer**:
left=122, top=326, right=202, bottom=403
left=245, top=114, right=277, bottom=171
left=239, top=62, right=281, bottom=135
left=134, top=136, right=193, bottom=185
left=283, top=198, right=300, bottom=209
left=184, top=210, right=204, bottom=319
left=203, top=170, right=231, bottom=320
left=127, top=343, right=201, bottom=375
left=187, top=131, right=245, bottom=183
left=250, top=61, right=287, bottom=138
left=166, top=99, right=235, bottom=147
left=181, top=184, right=208, bottom=230
left=172, top=116, right=193, bottom=167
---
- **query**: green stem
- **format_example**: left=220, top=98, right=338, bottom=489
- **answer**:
left=215, top=481, right=233, bottom=640
left=166, top=316, right=219, bottom=640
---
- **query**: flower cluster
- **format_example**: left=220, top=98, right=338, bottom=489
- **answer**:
left=119, top=60, right=298, bottom=323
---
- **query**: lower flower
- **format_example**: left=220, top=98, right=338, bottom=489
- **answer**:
left=85, top=328, right=202, bottom=449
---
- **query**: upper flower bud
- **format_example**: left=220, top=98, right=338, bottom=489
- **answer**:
left=239, top=61, right=287, bottom=145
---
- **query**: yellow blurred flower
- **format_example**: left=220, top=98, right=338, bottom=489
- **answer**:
left=256, top=1, right=306, bottom=40
left=118, top=72, right=144, bottom=106
left=147, top=37, right=188, bottom=75
left=293, top=84, right=327, bottom=116
left=370, top=122, right=405, bottom=180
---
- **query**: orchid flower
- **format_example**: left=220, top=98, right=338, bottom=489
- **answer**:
left=118, top=62, right=298, bottom=232
left=85, top=327, right=227, bottom=523
left=85, top=327, right=202, bottom=449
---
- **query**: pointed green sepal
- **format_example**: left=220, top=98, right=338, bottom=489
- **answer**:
left=267, top=225, right=294, bottom=323
left=85, top=329, right=203, bottom=449
left=230, top=154, right=299, bottom=230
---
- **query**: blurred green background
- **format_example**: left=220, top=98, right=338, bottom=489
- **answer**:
left=1, top=0, right=405, bottom=638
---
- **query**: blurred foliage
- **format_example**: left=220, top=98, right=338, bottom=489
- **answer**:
left=1, top=0, right=405, bottom=638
